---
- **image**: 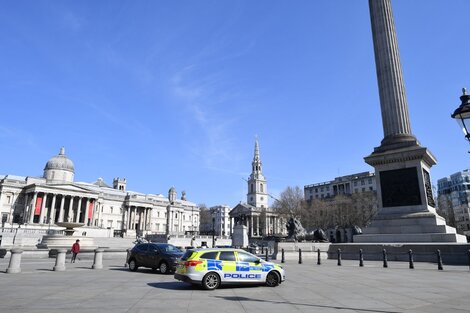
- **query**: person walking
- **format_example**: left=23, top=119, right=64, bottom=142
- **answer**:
left=71, top=239, right=80, bottom=263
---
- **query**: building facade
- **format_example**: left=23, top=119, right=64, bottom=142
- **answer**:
left=304, top=171, right=376, bottom=201
left=229, top=140, right=282, bottom=237
left=437, top=169, right=470, bottom=238
left=209, top=205, right=232, bottom=237
left=0, top=147, right=200, bottom=237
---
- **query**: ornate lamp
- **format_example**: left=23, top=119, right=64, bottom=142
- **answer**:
left=451, top=88, right=470, bottom=142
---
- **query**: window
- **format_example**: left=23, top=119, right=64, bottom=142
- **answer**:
left=6, top=196, right=11, bottom=204
left=237, top=252, right=259, bottom=263
left=110, top=207, right=113, bottom=214
left=200, top=251, right=218, bottom=260
left=260, top=183, right=264, bottom=192
left=251, top=184, right=254, bottom=193
left=361, top=180, right=365, bottom=186
left=218, top=251, right=236, bottom=261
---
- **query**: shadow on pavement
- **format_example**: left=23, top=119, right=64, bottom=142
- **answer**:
left=214, top=296, right=401, bottom=313
left=148, top=282, right=194, bottom=290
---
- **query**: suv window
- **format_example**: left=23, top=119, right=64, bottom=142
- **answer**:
left=134, top=244, right=148, bottom=252
left=218, top=251, right=236, bottom=261
left=148, top=244, right=159, bottom=252
left=200, top=251, right=218, bottom=260
left=238, top=252, right=259, bottom=263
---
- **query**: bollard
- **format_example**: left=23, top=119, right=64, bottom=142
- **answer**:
left=265, top=249, right=269, bottom=262
left=298, top=248, right=302, bottom=264
left=261, top=245, right=264, bottom=254
left=337, top=249, right=342, bottom=266
left=53, top=249, right=67, bottom=271
left=92, top=248, right=104, bottom=269
left=408, top=249, right=414, bottom=269
left=281, top=248, right=285, bottom=263
left=382, top=249, right=388, bottom=268
left=359, top=249, right=364, bottom=267
left=6, top=248, right=23, bottom=274
left=317, top=249, right=321, bottom=265
left=437, top=249, right=443, bottom=270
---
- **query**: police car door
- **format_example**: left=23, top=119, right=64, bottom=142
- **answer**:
left=236, top=251, right=264, bottom=283
left=218, top=251, right=238, bottom=283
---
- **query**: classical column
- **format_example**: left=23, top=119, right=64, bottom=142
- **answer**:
left=29, top=192, right=37, bottom=224
left=369, top=0, right=417, bottom=149
left=68, top=196, right=74, bottom=222
left=50, top=194, right=57, bottom=224
left=75, top=197, right=82, bottom=223
left=39, top=193, right=48, bottom=224
left=250, top=215, right=253, bottom=237
left=84, top=198, right=90, bottom=226
left=58, top=195, right=65, bottom=222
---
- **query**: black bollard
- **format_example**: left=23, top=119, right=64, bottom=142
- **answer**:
left=408, top=249, right=414, bottom=269
left=317, top=249, right=321, bottom=265
left=437, top=249, right=443, bottom=270
left=281, top=248, right=285, bottom=263
left=382, top=249, right=388, bottom=268
left=337, top=249, right=342, bottom=266
left=359, top=249, right=364, bottom=267
left=299, top=248, right=302, bottom=264
left=261, top=245, right=264, bottom=254
left=265, top=249, right=269, bottom=261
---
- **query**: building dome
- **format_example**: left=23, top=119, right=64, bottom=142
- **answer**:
left=43, top=147, right=75, bottom=183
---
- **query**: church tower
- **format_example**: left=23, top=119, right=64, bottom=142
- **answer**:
left=247, top=139, right=268, bottom=208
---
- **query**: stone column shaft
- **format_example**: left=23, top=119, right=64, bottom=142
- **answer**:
left=58, top=196, right=65, bottom=222
left=39, top=193, right=48, bottom=224
left=75, top=197, right=82, bottom=223
left=50, top=194, right=57, bottom=223
left=84, top=198, right=90, bottom=226
left=369, top=0, right=412, bottom=140
left=29, top=192, right=37, bottom=224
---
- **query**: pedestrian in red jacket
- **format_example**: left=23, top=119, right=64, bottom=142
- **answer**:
left=71, top=239, right=80, bottom=263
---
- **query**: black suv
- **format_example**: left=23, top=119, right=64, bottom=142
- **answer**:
left=127, top=243, right=183, bottom=274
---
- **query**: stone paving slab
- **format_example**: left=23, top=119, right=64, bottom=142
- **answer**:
left=1, top=256, right=469, bottom=313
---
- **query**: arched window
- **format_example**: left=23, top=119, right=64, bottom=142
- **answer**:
left=260, top=183, right=264, bottom=193
left=251, top=184, right=254, bottom=193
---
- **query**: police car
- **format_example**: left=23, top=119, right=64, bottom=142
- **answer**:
left=174, top=248, right=285, bottom=290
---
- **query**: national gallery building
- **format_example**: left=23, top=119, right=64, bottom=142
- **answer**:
left=0, top=148, right=199, bottom=237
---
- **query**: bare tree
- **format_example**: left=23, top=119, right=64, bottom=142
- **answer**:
left=198, top=204, right=212, bottom=235
left=271, top=186, right=306, bottom=220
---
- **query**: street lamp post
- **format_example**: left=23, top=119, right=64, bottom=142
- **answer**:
left=212, top=217, right=215, bottom=248
left=451, top=88, right=470, bottom=143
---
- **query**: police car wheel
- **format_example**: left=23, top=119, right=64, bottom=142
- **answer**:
left=202, top=272, right=220, bottom=290
left=159, top=262, right=169, bottom=274
left=128, top=259, right=138, bottom=272
left=266, top=271, right=280, bottom=287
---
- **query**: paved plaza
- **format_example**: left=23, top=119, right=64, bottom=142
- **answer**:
left=1, top=256, right=469, bottom=313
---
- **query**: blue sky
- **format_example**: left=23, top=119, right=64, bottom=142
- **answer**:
left=1, top=1, right=469, bottom=207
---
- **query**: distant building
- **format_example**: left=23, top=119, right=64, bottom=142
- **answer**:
left=0, top=147, right=199, bottom=237
left=304, top=171, right=376, bottom=201
left=304, top=171, right=377, bottom=243
left=437, top=169, right=470, bottom=238
left=209, top=205, right=232, bottom=236
left=229, top=140, right=282, bottom=237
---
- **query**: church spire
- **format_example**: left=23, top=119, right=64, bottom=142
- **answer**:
left=251, top=138, right=262, bottom=177
left=247, top=138, right=267, bottom=208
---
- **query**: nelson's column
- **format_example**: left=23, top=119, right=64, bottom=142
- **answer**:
left=354, top=0, right=466, bottom=243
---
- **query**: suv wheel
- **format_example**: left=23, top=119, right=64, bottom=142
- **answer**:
left=159, top=261, right=169, bottom=274
left=128, top=259, right=138, bottom=272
